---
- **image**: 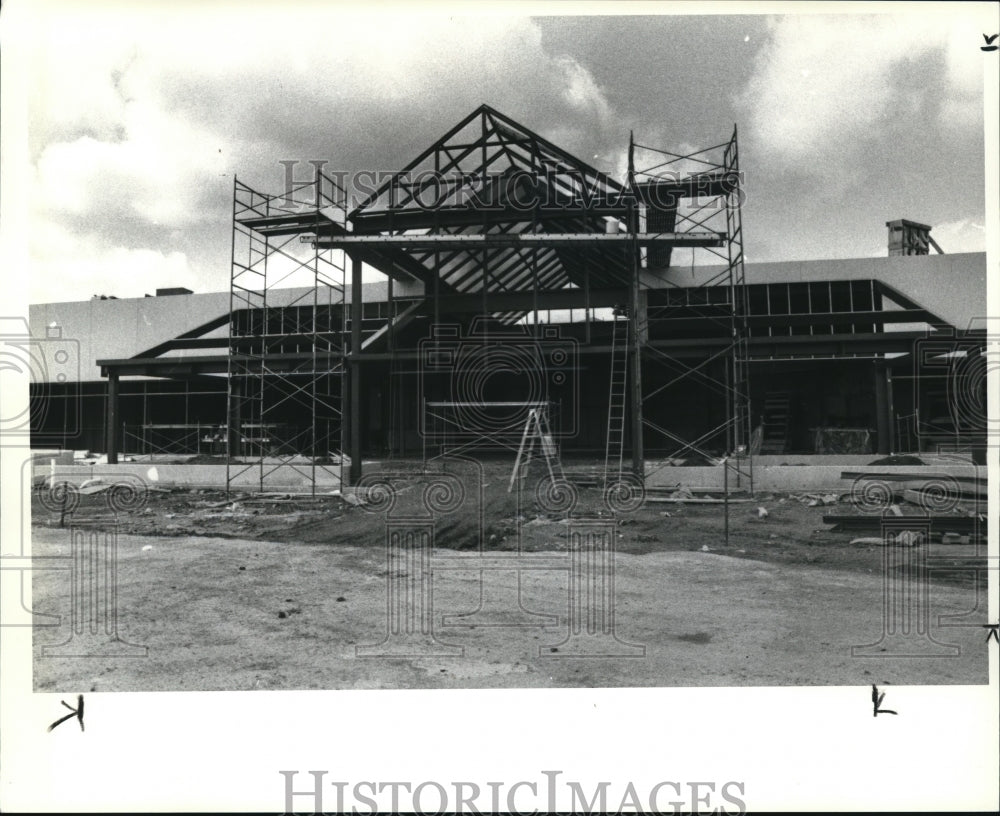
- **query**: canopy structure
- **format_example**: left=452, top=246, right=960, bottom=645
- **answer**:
left=94, top=104, right=977, bottom=494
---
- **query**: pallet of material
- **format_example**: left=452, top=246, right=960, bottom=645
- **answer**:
left=899, top=488, right=985, bottom=507
left=822, top=514, right=984, bottom=534
left=842, top=471, right=986, bottom=493
left=645, top=486, right=750, bottom=496
left=645, top=496, right=754, bottom=504
left=841, top=470, right=985, bottom=484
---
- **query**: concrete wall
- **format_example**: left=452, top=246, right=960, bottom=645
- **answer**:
left=35, top=463, right=342, bottom=492
left=645, top=462, right=985, bottom=492
left=644, top=252, right=986, bottom=329
left=37, top=460, right=981, bottom=494
left=29, top=253, right=985, bottom=385
left=28, top=279, right=424, bottom=382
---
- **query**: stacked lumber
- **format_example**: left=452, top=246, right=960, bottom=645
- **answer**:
left=842, top=470, right=986, bottom=500
left=825, top=468, right=987, bottom=543
left=822, top=513, right=983, bottom=534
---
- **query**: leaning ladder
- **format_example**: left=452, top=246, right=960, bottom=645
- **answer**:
left=508, top=405, right=566, bottom=493
left=603, top=309, right=629, bottom=487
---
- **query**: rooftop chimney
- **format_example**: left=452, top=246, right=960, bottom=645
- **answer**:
left=886, top=219, right=944, bottom=256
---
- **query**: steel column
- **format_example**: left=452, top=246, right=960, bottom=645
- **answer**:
left=228, top=378, right=242, bottom=458
left=873, top=360, right=895, bottom=454
left=627, top=202, right=644, bottom=478
left=350, top=253, right=363, bottom=484
left=106, top=372, right=119, bottom=465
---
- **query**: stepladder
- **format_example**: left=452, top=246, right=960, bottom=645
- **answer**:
left=508, top=404, right=567, bottom=493
left=604, top=308, right=629, bottom=487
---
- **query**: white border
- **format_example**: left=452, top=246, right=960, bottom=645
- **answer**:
left=1, top=1, right=997, bottom=811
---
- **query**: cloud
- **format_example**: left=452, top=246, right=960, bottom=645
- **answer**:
left=23, top=7, right=620, bottom=302
left=930, top=218, right=986, bottom=253
left=738, top=13, right=983, bottom=165
left=29, top=218, right=195, bottom=303
left=15, top=5, right=992, bottom=303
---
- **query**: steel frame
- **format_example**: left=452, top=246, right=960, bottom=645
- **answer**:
left=629, top=127, right=752, bottom=489
left=226, top=171, right=349, bottom=494
left=94, top=106, right=981, bottom=482
left=216, top=105, right=754, bottom=494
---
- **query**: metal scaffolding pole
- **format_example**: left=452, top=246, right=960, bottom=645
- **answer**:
left=226, top=169, right=349, bottom=495
left=630, top=125, right=753, bottom=493
left=350, top=252, right=363, bottom=485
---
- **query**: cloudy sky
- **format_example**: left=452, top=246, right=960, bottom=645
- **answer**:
left=6, top=1, right=996, bottom=304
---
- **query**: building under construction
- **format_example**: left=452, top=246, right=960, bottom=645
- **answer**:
left=28, top=105, right=988, bottom=493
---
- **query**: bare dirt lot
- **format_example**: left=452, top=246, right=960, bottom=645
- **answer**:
left=30, top=460, right=988, bottom=691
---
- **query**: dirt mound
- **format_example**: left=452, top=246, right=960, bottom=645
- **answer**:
left=867, top=454, right=924, bottom=466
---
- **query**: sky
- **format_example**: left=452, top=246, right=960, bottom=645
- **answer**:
left=4, top=1, right=996, bottom=304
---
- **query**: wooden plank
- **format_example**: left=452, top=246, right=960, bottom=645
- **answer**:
left=645, top=496, right=754, bottom=504
left=842, top=470, right=985, bottom=485
left=822, top=514, right=982, bottom=533
left=312, top=232, right=724, bottom=249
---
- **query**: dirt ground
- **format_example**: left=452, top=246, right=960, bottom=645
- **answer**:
left=30, top=459, right=989, bottom=691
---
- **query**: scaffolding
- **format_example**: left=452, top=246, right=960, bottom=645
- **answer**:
left=217, top=105, right=751, bottom=496
left=226, top=170, right=349, bottom=494
left=629, top=126, right=752, bottom=491
left=90, top=108, right=974, bottom=483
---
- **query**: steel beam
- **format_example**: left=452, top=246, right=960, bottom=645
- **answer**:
left=308, top=232, right=723, bottom=249
left=106, top=372, right=119, bottom=465
left=228, top=378, right=242, bottom=458
left=350, top=204, right=632, bottom=232
left=628, top=206, right=644, bottom=478
left=350, top=253, right=363, bottom=484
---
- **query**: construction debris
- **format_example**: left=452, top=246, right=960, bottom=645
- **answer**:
left=842, top=471, right=985, bottom=496
left=790, top=493, right=841, bottom=507
left=866, top=454, right=925, bottom=466
left=646, top=496, right=753, bottom=504
left=849, top=535, right=923, bottom=547
left=823, top=513, right=984, bottom=540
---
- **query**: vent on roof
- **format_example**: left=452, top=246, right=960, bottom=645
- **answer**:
left=155, top=287, right=194, bottom=296
left=886, top=219, right=944, bottom=256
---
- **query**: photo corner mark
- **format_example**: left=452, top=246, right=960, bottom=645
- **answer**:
left=47, top=695, right=84, bottom=733
left=872, top=684, right=897, bottom=717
